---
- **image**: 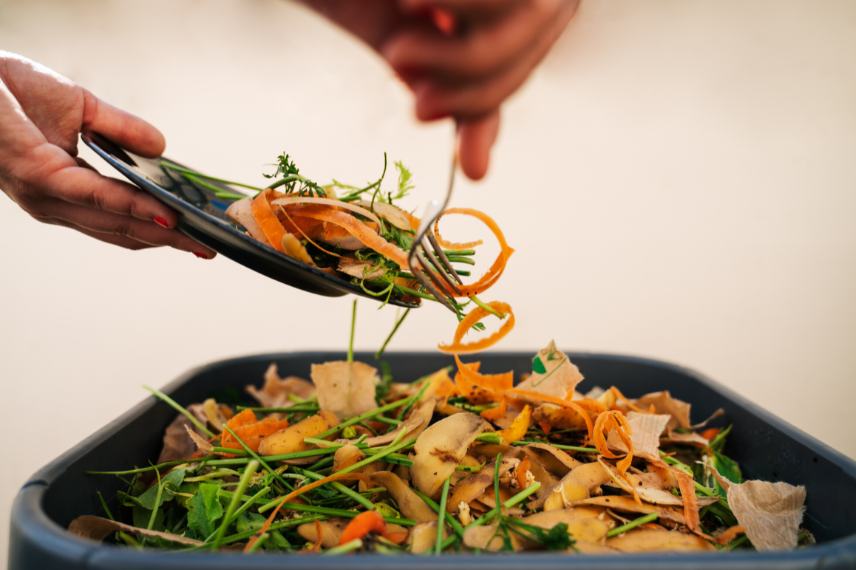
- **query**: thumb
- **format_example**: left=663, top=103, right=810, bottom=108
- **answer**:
left=457, top=110, right=501, bottom=181
left=81, top=89, right=165, bottom=157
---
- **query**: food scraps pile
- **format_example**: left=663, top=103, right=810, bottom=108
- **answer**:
left=161, top=154, right=513, bottom=327
left=71, top=342, right=810, bottom=555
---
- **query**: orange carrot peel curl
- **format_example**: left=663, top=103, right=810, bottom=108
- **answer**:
left=297, top=208, right=409, bottom=269
left=339, top=511, right=386, bottom=545
left=433, top=208, right=513, bottom=297
left=438, top=301, right=515, bottom=354
left=251, top=190, right=288, bottom=253
left=608, top=386, right=644, bottom=412
left=452, top=355, right=514, bottom=422
left=592, top=410, right=634, bottom=475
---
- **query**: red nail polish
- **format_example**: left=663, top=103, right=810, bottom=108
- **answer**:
left=193, top=251, right=210, bottom=259
left=153, top=216, right=170, bottom=229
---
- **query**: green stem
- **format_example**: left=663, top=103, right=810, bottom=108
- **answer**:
left=512, top=440, right=599, bottom=453
left=347, top=299, right=357, bottom=363
left=607, top=513, right=659, bottom=537
left=218, top=514, right=322, bottom=546
left=221, top=425, right=292, bottom=492
left=314, top=394, right=412, bottom=439
left=413, top=490, right=464, bottom=538
left=236, top=404, right=319, bottom=413
left=375, top=308, right=410, bottom=360
left=247, top=533, right=268, bottom=553
left=183, top=173, right=245, bottom=200
left=323, top=538, right=362, bottom=555
left=212, top=460, right=259, bottom=549
left=466, top=482, right=542, bottom=529
left=435, top=477, right=452, bottom=554
left=144, top=385, right=214, bottom=438
left=230, top=486, right=271, bottom=523
left=476, top=433, right=502, bottom=445
left=160, top=161, right=264, bottom=192
left=146, top=467, right=164, bottom=531
left=255, top=500, right=414, bottom=526
left=470, top=295, right=505, bottom=318
left=293, top=467, right=374, bottom=510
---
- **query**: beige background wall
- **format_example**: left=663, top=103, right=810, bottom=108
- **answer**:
left=1, top=0, right=854, bottom=561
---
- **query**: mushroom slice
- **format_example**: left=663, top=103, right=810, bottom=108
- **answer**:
left=362, top=398, right=435, bottom=447
left=576, top=496, right=687, bottom=525
left=297, top=519, right=346, bottom=548
left=463, top=523, right=522, bottom=552
left=575, top=541, right=619, bottom=554
left=607, top=412, right=670, bottom=461
left=522, top=509, right=611, bottom=543
left=409, top=522, right=444, bottom=553
left=635, top=391, right=692, bottom=430
left=355, top=199, right=414, bottom=231
left=607, top=528, right=715, bottom=552
left=338, top=257, right=386, bottom=280
left=515, top=341, right=584, bottom=399
left=412, top=412, right=487, bottom=497
left=523, top=443, right=582, bottom=476
left=371, top=471, right=437, bottom=523
left=448, top=467, right=502, bottom=514
left=246, top=364, right=315, bottom=409
left=544, top=461, right=611, bottom=510
left=727, top=480, right=806, bottom=551
left=311, top=361, right=379, bottom=419
left=69, top=515, right=202, bottom=546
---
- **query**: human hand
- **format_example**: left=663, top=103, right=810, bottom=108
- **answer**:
left=0, top=52, right=215, bottom=257
left=302, top=0, right=579, bottom=180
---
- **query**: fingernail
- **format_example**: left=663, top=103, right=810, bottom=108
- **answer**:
left=193, top=251, right=212, bottom=259
left=153, top=216, right=170, bottom=229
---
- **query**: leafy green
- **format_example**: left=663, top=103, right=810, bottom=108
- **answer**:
left=187, top=482, right=224, bottom=538
left=264, top=153, right=326, bottom=197
left=709, top=424, right=732, bottom=453
left=135, top=469, right=186, bottom=510
left=236, top=511, right=266, bottom=534
left=506, top=519, right=573, bottom=551
left=391, top=161, right=414, bottom=202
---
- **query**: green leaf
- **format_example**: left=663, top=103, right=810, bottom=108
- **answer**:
left=136, top=469, right=186, bottom=510
left=506, top=519, right=573, bottom=550
left=392, top=161, right=414, bottom=201
left=236, top=512, right=266, bottom=534
left=532, top=356, right=547, bottom=374
left=712, top=449, right=742, bottom=499
left=709, top=424, right=732, bottom=453
left=187, top=483, right=224, bottom=538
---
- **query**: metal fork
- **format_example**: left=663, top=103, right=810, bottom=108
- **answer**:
left=407, top=143, right=464, bottom=314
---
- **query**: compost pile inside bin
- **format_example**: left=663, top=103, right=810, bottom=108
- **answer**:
left=72, top=342, right=811, bottom=555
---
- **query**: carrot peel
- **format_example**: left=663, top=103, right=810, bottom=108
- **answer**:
left=339, top=511, right=386, bottom=545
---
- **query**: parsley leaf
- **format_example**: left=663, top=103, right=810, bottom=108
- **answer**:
left=187, top=483, right=224, bottom=538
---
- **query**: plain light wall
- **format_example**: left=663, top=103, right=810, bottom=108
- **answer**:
left=1, top=0, right=855, bottom=561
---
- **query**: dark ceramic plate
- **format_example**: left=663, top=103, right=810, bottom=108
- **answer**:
left=82, top=133, right=418, bottom=307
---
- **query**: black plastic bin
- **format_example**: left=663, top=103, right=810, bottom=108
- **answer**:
left=9, top=351, right=856, bottom=569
